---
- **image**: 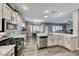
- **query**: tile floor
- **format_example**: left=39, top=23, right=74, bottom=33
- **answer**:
left=21, top=37, right=79, bottom=56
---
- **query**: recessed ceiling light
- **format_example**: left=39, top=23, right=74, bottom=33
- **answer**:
left=23, top=6, right=28, bottom=10
left=44, top=10, right=49, bottom=13
left=33, top=20, right=42, bottom=22
left=58, top=13, right=64, bottom=15
left=44, top=16, right=48, bottom=18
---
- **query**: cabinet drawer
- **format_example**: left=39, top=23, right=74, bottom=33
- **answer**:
left=11, top=11, right=17, bottom=24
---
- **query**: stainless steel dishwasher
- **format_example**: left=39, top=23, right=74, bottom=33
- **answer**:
left=37, top=36, right=48, bottom=49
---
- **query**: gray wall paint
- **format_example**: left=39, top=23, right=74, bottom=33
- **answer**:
left=66, top=24, right=73, bottom=32
left=26, top=21, right=73, bottom=34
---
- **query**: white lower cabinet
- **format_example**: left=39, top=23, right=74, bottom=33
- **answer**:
left=48, top=38, right=55, bottom=46
left=54, top=35, right=64, bottom=46
left=64, top=36, right=78, bottom=51
left=48, top=34, right=78, bottom=51
left=64, top=37, right=71, bottom=50
left=57, top=36, right=64, bottom=46
left=48, top=35, right=64, bottom=46
left=48, top=35, right=55, bottom=46
left=53, top=35, right=58, bottom=45
left=6, top=48, right=14, bottom=56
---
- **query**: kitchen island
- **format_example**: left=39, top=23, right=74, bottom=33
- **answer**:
left=37, top=33, right=78, bottom=51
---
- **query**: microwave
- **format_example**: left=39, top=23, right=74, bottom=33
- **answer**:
left=2, top=18, right=17, bottom=32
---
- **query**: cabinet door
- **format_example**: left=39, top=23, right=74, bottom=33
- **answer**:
left=53, top=35, right=59, bottom=45
left=17, top=14, right=23, bottom=30
left=3, top=4, right=11, bottom=20
left=48, top=38, right=55, bottom=46
left=0, top=4, right=2, bottom=31
left=58, top=35, right=64, bottom=46
left=48, top=35, right=55, bottom=46
left=64, top=37, right=71, bottom=50
left=11, top=11, right=17, bottom=24
left=71, top=37, right=78, bottom=51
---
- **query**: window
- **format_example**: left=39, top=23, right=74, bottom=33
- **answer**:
left=52, top=25, right=63, bottom=32
left=37, top=25, right=40, bottom=32
left=30, top=25, right=32, bottom=32
left=52, top=26, right=56, bottom=32
left=40, top=24, right=44, bottom=32
left=45, top=25, right=48, bottom=33
left=33, top=25, right=37, bottom=32
left=30, top=24, right=44, bottom=33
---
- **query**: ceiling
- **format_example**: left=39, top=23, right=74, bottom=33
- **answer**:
left=12, top=3, right=79, bottom=23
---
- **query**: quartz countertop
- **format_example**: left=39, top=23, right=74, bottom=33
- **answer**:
left=48, top=33, right=77, bottom=37
left=37, top=33, right=48, bottom=37
left=13, top=34, right=26, bottom=38
left=37, top=33, right=77, bottom=37
left=0, top=45, right=15, bottom=56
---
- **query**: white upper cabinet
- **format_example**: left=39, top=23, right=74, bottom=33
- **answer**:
left=3, top=4, right=11, bottom=20
left=11, top=10, right=17, bottom=24
left=17, top=14, right=23, bottom=30
left=0, top=4, right=2, bottom=31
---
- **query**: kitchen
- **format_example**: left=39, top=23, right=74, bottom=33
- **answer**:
left=0, top=3, right=79, bottom=56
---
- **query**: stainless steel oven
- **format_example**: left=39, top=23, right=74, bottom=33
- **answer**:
left=0, top=37, right=24, bottom=56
